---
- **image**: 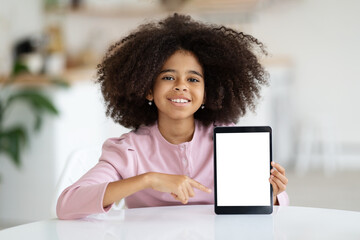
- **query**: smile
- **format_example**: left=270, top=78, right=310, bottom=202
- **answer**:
left=170, top=99, right=190, bottom=103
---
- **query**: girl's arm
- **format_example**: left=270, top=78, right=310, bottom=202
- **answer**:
left=56, top=160, right=121, bottom=220
left=103, top=172, right=212, bottom=207
left=57, top=138, right=211, bottom=219
left=102, top=173, right=150, bottom=207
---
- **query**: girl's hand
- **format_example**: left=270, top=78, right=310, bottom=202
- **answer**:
left=147, top=172, right=212, bottom=204
left=269, top=162, right=288, bottom=205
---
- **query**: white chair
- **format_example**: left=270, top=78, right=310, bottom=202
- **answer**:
left=52, top=146, right=125, bottom=217
left=295, top=116, right=342, bottom=175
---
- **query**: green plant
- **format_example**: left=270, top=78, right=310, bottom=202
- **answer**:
left=0, top=63, right=67, bottom=168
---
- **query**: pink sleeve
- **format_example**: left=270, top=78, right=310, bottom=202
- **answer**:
left=276, top=191, right=290, bottom=206
left=56, top=138, right=135, bottom=220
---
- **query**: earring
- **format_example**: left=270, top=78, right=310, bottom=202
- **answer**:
left=201, top=104, right=205, bottom=109
left=148, top=101, right=153, bottom=106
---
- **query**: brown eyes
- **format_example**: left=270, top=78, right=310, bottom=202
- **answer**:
left=161, top=76, right=200, bottom=83
left=162, top=76, right=175, bottom=81
left=188, top=78, right=200, bottom=83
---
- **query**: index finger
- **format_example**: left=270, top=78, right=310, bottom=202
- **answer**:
left=189, top=179, right=212, bottom=193
left=271, top=162, right=286, bottom=175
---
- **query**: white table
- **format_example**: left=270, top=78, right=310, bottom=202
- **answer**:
left=1, top=205, right=359, bottom=240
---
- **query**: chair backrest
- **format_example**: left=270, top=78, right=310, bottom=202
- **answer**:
left=57, top=147, right=101, bottom=194
left=52, top=146, right=125, bottom=217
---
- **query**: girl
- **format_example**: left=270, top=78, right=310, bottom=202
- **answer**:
left=57, top=14, right=289, bottom=220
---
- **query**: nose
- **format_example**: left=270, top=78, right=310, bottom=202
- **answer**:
left=173, top=79, right=188, bottom=92
left=174, top=87, right=187, bottom=91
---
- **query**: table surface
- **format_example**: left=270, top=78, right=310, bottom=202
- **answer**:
left=1, top=205, right=359, bottom=240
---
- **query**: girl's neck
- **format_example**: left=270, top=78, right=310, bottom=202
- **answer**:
left=157, top=117, right=195, bottom=145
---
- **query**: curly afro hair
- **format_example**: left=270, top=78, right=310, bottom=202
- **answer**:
left=97, top=13, right=268, bottom=129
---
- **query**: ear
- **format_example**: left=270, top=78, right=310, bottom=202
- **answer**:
left=146, top=90, right=153, bottom=101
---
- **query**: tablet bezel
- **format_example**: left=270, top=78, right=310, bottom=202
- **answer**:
left=213, top=126, right=273, bottom=214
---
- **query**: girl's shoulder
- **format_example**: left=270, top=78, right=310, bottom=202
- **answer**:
left=195, top=121, right=235, bottom=140
left=200, top=121, right=235, bottom=133
left=99, top=124, right=156, bottom=169
left=102, top=124, right=156, bottom=151
left=213, top=121, right=236, bottom=127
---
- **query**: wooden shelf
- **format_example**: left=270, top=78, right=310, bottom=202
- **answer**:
left=45, top=0, right=265, bottom=19
left=0, top=68, right=96, bottom=87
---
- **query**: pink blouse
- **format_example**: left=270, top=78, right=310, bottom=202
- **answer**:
left=57, top=121, right=289, bottom=219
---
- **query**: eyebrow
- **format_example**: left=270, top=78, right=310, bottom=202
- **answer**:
left=159, top=69, right=204, bottom=78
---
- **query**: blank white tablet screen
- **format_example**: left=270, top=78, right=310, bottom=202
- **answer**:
left=216, top=132, right=270, bottom=206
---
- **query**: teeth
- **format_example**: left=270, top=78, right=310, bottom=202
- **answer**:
left=171, top=99, right=189, bottom=103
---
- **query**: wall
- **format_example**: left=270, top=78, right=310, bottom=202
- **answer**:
left=251, top=1, right=360, bottom=142
left=248, top=0, right=360, bottom=168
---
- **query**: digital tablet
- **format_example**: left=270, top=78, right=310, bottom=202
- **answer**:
left=214, top=126, right=273, bottom=214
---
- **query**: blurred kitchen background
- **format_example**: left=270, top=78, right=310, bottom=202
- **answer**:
left=0, top=0, right=359, bottom=229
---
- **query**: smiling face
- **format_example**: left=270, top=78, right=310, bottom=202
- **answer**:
left=147, top=50, right=205, bottom=123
